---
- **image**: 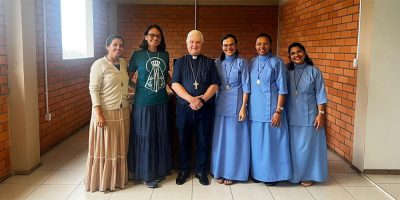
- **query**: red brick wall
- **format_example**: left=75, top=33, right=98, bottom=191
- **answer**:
left=35, top=0, right=110, bottom=153
left=0, top=0, right=11, bottom=180
left=118, top=5, right=279, bottom=66
left=279, top=0, right=359, bottom=161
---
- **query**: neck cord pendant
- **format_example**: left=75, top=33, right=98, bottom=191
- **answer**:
left=294, top=65, right=306, bottom=95
left=224, top=58, right=235, bottom=90
left=257, top=57, right=269, bottom=85
left=189, top=57, right=200, bottom=90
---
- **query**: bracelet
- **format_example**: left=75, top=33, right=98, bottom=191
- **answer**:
left=276, top=105, right=284, bottom=111
left=318, top=110, right=325, bottom=114
left=275, top=111, right=282, bottom=115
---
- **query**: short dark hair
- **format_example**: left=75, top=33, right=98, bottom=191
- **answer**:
left=139, top=24, right=166, bottom=51
left=219, top=33, right=239, bottom=61
left=286, top=42, right=314, bottom=70
left=106, top=34, right=124, bottom=46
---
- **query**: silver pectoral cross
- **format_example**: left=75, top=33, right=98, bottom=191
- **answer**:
left=194, top=80, right=199, bottom=90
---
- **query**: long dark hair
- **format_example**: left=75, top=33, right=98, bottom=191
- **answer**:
left=256, top=33, right=273, bottom=54
left=287, top=42, right=313, bottom=71
left=139, top=24, right=166, bottom=51
left=219, top=33, right=239, bottom=61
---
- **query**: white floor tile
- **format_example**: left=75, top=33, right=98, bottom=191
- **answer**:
left=365, top=174, right=400, bottom=184
left=108, top=184, right=153, bottom=200
left=192, top=185, right=233, bottom=200
left=59, top=158, right=87, bottom=171
left=328, top=160, right=356, bottom=173
left=231, top=184, right=274, bottom=200
left=313, top=174, right=340, bottom=187
left=344, top=186, right=393, bottom=200
left=43, top=170, right=84, bottom=185
left=307, top=186, right=355, bottom=200
left=331, top=173, right=373, bottom=186
left=378, top=184, right=400, bottom=199
left=327, top=150, right=342, bottom=161
left=67, top=185, right=112, bottom=200
left=0, top=183, right=39, bottom=200
left=3, top=170, right=53, bottom=184
left=151, top=185, right=192, bottom=200
left=36, top=158, right=70, bottom=171
left=269, top=185, right=315, bottom=200
left=24, top=184, right=77, bottom=200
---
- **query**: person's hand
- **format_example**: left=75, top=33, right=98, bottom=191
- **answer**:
left=238, top=106, right=247, bottom=121
left=271, top=112, right=281, bottom=127
left=96, top=113, right=106, bottom=128
left=188, top=95, right=203, bottom=111
left=314, top=113, right=325, bottom=129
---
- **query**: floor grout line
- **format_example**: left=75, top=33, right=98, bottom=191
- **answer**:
left=360, top=173, right=397, bottom=200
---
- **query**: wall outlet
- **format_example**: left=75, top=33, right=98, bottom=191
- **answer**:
left=353, top=58, right=358, bottom=68
left=45, top=113, right=52, bottom=121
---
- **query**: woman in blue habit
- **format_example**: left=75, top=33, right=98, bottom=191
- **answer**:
left=211, top=34, right=250, bottom=185
left=248, top=33, right=291, bottom=186
left=286, top=42, right=328, bottom=187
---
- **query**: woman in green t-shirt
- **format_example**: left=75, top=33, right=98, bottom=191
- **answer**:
left=127, top=24, right=171, bottom=188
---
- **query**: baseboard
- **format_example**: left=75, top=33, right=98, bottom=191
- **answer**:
left=363, top=169, right=400, bottom=175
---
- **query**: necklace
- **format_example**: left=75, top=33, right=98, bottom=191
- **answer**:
left=146, top=50, right=160, bottom=61
left=224, top=58, right=235, bottom=90
left=189, top=56, right=200, bottom=90
left=294, top=65, right=306, bottom=95
left=257, top=57, right=269, bottom=85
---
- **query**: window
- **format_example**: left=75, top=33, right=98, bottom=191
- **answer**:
left=60, top=0, right=94, bottom=59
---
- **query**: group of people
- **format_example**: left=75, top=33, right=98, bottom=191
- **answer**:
left=84, top=24, right=328, bottom=192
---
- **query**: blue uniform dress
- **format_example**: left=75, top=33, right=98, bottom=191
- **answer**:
left=248, top=52, right=292, bottom=182
left=211, top=55, right=250, bottom=181
left=286, top=63, right=328, bottom=183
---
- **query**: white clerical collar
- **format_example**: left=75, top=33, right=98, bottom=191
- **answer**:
left=192, top=55, right=197, bottom=59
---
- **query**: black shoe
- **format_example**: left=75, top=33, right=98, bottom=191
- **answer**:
left=176, top=171, right=190, bottom=185
left=195, top=173, right=209, bottom=185
left=265, top=181, right=277, bottom=186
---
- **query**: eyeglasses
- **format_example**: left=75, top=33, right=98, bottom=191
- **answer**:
left=222, top=43, right=236, bottom=48
left=147, top=33, right=161, bottom=39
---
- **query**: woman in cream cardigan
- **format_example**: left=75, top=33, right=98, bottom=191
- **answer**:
left=85, top=35, right=131, bottom=192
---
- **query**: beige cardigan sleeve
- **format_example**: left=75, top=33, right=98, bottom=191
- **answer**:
left=89, top=59, right=104, bottom=108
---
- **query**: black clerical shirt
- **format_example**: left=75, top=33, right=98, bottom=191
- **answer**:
left=172, top=54, right=220, bottom=105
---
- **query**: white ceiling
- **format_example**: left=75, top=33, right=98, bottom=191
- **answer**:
left=112, top=0, right=280, bottom=6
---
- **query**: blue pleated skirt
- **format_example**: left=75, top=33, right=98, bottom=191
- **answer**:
left=210, top=115, right=250, bottom=181
left=127, top=103, right=171, bottom=181
left=250, top=120, right=292, bottom=182
left=289, top=125, right=328, bottom=183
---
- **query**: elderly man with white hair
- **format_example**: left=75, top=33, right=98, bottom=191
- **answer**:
left=171, top=30, right=220, bottom=186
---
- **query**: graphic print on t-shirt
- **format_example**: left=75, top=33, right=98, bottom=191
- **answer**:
left=145, top=57, right=166, bottom=93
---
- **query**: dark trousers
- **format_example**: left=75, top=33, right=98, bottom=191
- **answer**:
left=175, top=103, right=213, bottom=173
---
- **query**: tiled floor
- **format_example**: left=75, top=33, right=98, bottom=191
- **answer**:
left=1, top=126, right=399, bottom=200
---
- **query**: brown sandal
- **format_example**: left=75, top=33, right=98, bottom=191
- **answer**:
left=223, top=179, right=234, bottom=185
left=216, top=178, right=225, bottom=184
left=301, top=181, right=313, bottom=187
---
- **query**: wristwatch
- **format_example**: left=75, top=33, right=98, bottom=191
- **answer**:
left=318, top=110, right=325, bottom=114
left=200, top=98, right=206, bottom=104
